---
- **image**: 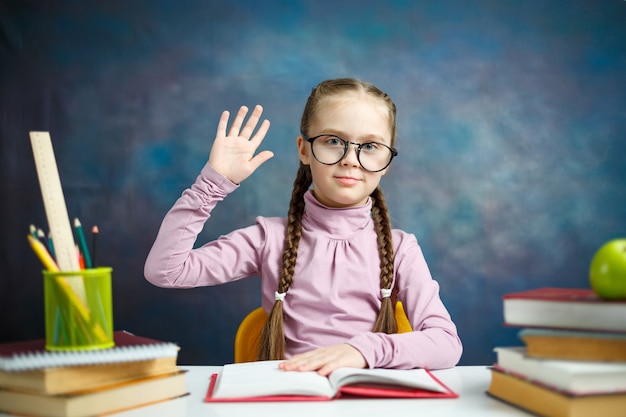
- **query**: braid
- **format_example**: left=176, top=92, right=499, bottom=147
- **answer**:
left=370, top=186, right=398, bottom=334
left=258, top=163, right=312, bottom=360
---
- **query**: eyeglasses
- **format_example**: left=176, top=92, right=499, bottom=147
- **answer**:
left=302, top=133, right=398, bottom=172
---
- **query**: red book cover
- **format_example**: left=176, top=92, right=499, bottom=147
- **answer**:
left=502, top=288, right=613, bottom=303
left=336, top=370, right=458, bottom=399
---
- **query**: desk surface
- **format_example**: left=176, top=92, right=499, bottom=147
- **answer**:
left=0, top=365, right=530, bottom=417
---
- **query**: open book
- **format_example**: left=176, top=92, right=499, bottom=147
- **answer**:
left=205, top=360, right=457, bottom=402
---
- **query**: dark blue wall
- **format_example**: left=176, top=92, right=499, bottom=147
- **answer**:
left=1, top=0, right=625, bottom=366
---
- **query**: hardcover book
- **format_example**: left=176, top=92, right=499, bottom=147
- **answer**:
left=205, top=360, right=458, bottom=402
left=519, top=328, right=626, bottom=362
left=0, top=370, right=187, bottom=417
left=493, top=346, right=626, bottom=395
left=502, top=288, right=626, bottom=333
left=487, top=368, right=626, bottom=417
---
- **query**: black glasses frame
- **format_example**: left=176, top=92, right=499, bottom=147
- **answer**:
left=302, top=133, right=398, bottom=172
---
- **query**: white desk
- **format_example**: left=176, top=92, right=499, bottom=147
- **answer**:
left=0, top=366, right=530, bottom=417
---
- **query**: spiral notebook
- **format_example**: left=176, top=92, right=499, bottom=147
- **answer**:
left=0, top=331, right=179, bottom=371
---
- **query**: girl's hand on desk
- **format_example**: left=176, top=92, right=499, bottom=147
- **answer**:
left=278, top=344, right=367, bottom=376
left=208, top=105, right=274, bottom=184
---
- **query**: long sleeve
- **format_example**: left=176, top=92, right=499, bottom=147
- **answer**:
left=144, top=163, right=265, bottom=288
left=346, top=233, right=463, bottom=370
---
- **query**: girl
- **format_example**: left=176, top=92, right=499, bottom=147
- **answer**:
left=144, top=78, right=462, bottom=375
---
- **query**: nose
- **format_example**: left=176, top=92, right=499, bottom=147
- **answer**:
left=340, top=142, right=360, bottom=167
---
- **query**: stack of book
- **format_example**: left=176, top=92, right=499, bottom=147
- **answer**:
left=487, top=287, right=626, bottom=417
left=0, top=330, right=186, bottom=417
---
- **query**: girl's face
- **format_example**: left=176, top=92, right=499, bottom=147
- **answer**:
left=297, top=94, right=393, bottom=208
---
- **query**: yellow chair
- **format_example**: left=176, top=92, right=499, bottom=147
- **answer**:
left=234, top=302, right=413, bottom=363
left=234, top=307, right=268, bottom=364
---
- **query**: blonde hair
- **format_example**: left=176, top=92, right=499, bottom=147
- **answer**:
left=258, top=78, right=398, bottom=360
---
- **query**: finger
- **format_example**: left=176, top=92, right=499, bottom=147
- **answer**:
left=250, top=119, right=271, bottom=145
left=216, top=110, right=230, bottom=138
left=249, top=150, right=274, bottom=171
left=279, top=353, right=314, bottom=371
left=239, top=105, right=264, bottom=139
left=228, top=106, right=249, bottom=136
left=317, top=361, right=341, bottom=376
left=287, top=353, right=330, bottom=372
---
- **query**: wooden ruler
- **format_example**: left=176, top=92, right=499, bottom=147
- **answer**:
left=30, top=132, right=86, bottom=303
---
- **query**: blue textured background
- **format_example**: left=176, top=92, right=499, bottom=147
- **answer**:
left=1, top=0, right=625, bottom=366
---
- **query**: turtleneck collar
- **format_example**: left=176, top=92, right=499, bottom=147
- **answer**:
left=302, top=190, right=373, bottom=238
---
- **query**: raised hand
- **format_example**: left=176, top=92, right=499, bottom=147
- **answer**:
left=208, top=105, right=274, bottom=184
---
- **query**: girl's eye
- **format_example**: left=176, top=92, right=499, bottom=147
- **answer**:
left=325, top=136, right=344, bottom=146
left=361, top=143, right=379, bottom=151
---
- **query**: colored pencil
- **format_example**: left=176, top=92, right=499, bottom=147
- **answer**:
left=36, top=228, right=51, bottom=257
left=47, top=230, right=56, bottom=260
left=91, top=225, right=99, bottom=268
left=27, top=234, right=60, bottom=271
left=76, top=244, right=85, bottom=270
left=73, top=218, right=92, bottom=269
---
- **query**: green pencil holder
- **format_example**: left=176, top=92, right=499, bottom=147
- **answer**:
left=43, top=267, right=115, bottom=351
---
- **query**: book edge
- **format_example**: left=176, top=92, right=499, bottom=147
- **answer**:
left=0, top=371, right=189, bottom=417
left=0, top=357, right=179, bottom=395
left=0, top=331, right=180, bottom=371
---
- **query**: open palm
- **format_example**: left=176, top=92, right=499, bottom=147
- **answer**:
left=208, top=105, right=274, bottom=184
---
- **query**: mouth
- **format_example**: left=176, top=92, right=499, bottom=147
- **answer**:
left=334, top=176, right=361, bottom=186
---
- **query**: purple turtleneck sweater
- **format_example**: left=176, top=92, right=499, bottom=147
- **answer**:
left=144, top=163, right=462, bottom=369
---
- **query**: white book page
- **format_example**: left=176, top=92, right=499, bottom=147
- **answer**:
left=494, top=347, right=626, bottom=394
left=328, top=367, right=447, bottom=393
left=212, top=360, right=334, bottom=399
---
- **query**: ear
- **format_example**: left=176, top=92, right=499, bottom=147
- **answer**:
left=297, top=135, right=311, bottom=165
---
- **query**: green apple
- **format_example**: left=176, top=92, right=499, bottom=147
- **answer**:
left=589, top=239, right=626, bottom=300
